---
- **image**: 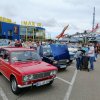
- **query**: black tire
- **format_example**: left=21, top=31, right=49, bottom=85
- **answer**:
left=10, top=77, right=21, bottom=94
left=88, top=68, right=90, bottom=72
left=62, top=67, right=67, bottom=70
left=69, top=60, right=73, bottom=63
left=0, top=72, right=2, bottom=75
left=66, top=60, right=72, bottom=66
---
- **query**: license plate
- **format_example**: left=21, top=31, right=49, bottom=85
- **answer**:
left=34, top=79, right=51, bottom=87
left=60, top=65, right=66, bottom=68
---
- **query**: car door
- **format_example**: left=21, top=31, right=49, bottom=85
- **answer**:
left=2, top=50, right=11, bottom=79
left=0, top=49, right=6, bottom=74
left=0, top=49, right=10, bottom=78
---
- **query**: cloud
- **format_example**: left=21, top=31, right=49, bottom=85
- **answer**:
left=63, top=0, right=100, bottom=7
left=42, top=18, right=58, bottom=27
left=0, top=0, right=100, bottom=38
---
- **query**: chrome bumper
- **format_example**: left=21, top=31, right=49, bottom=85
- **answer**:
left=18, top=84, right=32, bottom=88
left=18, top=78, right=54, bottom=88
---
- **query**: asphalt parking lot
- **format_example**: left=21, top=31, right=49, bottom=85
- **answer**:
left=0, top=56, right=100, bottom=100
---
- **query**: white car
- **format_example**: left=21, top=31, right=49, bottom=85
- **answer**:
left=0, top=39, right=9, bottom=47
left=68, top=46, right=78, bottom=53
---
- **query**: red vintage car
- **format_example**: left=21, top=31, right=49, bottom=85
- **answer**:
left=0, top=47, right=57, bottom=94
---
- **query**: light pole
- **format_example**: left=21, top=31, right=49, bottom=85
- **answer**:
left=26, top=27, right=28, bottom=41
left=32, top=28, right=34, bottom=42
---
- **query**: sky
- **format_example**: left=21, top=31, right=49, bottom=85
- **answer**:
left=0, top=0, right=100, bottom=39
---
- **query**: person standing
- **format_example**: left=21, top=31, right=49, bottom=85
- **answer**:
left=15, top=40, right=22, bottom=47
left=75, top=47, right=82, bottom=70
left=88, top=43, right=95, bottom=70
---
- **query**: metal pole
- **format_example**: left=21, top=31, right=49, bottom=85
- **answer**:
left=92, top=7, right=95, bottom=31
left=33, top=28, right=34, bottom=42
left=26, top=27, right=28, bottom=41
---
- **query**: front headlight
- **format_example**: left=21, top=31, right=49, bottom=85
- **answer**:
left=23, top=75, right=34, bottom=82
left=50, top=70, right=57, bottom=75
left=23, top=75, right=29, bottom=82
left=53, top=61, right=58, bottom=64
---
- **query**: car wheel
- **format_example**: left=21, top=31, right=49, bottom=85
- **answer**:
left=88, top=68, right=90, bottom=72
left=10, top=77, right=21, bottom=94
left=63, top=67, right=67, bottom=70
left=69, top=60, right=73, bottom=63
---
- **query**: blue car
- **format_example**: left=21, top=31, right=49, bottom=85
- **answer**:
left=39, top=44, right=73, bottom=69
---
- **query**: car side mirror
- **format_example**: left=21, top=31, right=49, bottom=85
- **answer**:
left=4, top=54, right=10, bottom=61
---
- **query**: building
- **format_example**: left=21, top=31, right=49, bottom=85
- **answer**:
left=0, top=22, right=20, bottom=40
left=0, top=22, right=45, bottom=41
left=20, top=25, right=45, bottom=41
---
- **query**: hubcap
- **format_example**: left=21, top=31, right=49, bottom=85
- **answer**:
left=12, top=79, right=17, bottom=91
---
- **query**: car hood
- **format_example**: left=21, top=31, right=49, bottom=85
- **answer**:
left=50, top=44, right=70, bottom=60
left=11, top=61, right=57, bottom=75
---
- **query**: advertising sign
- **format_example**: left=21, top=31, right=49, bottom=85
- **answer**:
left=0, top=16, right=12, bottom=23
left=14, top=26, right=18, bottom=34
left=21, top=21, right=35, bottom=26
left=21, top=21, right=42, bottom=27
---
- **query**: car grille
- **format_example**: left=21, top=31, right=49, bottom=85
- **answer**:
left=33, top=72, right=51, bottom=80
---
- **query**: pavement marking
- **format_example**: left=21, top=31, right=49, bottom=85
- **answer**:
left=64, top=69, right=78, bottom=100
left=56, top=77, right=72, bottom=85
left=0, top=87, right=8, bottom=100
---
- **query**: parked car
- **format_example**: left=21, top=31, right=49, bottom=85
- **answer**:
left=69, top=51, right=75, bottom=61
left=0, top=47, right=57, bottom=94
left=0, top=39, right=9, bottom=47
left=68, top=45, right=78, bottom=53
left=39, top=44, right=72, bottom=69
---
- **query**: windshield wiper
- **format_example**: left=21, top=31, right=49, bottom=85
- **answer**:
left=14, top=59, right=23, bottom=62
left=26, top=58, right=33, bottom=61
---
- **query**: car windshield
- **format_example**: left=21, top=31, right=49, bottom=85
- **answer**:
left=11, top=51, right=41, bottom=63
left=43, top=47, right=51, bottom=53
left=43, top=46, right=52, bottom=55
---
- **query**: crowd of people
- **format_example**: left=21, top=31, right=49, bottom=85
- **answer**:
left=8, top=40, right=100, bottom=71
left=75, top=43, right=98, bottom=71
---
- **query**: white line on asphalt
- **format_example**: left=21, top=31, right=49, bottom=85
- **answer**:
left=64, top=69, right=78, bottom=100
left=56, top=77, right=72, bottom=85
left=0, top=87, right=8, bottom=100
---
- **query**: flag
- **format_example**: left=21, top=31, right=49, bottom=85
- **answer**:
left=92, top=23, right=99, bottom=32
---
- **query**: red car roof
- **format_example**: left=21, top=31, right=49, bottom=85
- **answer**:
left=2, top=47, right=35, bottom=52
